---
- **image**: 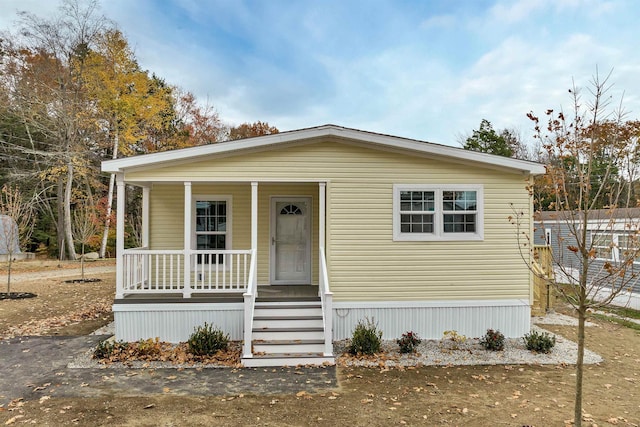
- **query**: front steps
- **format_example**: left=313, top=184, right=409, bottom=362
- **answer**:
left=242, top=299, right=334, bottom=367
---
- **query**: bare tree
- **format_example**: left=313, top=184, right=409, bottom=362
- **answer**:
left=0, top=185, right=34, bottom=295
left=72, top=201, right=98, bottom=281
left=513, top=70, right=640, bottom=427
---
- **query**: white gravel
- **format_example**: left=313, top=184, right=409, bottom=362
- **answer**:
left=77, top=312, right=604, bottom=369
left=335, top=324, right=603, bottom=368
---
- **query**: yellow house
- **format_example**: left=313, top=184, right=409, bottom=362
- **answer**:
left=102, top=124, right=545, bottom=367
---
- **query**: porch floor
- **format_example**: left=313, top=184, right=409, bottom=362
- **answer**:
left=114, top=285, right=320, bottom=304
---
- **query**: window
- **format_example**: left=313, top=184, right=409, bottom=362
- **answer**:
left=193, top=196, right=231, bottom=264
left=592, top=232, right=640, bottom=262
left=592, top=233, right=613, bottom=260
left=393, top=185, right=483, bottom=241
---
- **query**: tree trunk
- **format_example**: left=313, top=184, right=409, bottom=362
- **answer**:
left=99, top=173, right=115, bottom=258
left=64, top=161, right=77, bottom=260
left=574, top=304, right=585, bottom=427
left=57, top=176, right=66, bottom=261
left=99, top=126, right=119, bottom=258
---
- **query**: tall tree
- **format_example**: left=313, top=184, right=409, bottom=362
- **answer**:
left=463, top=119, right=513, bottom=157
left=228, top=121, right=279, bottom=140
left=83, top=29, right=176, bottom=257
left=0, top=0, right=110, bottom=259
left=516, top=71, right=640, bottom=427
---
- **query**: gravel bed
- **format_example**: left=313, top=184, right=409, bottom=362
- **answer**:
left=72, top=313, right=603, bottom=369
left=335, top=324, right=603, bottom=368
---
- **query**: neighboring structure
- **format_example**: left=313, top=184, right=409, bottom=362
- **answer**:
left=102, top=124, right=545, bottom=366
left=0, top=215, right=20, bottom=255
left=535, top=209, right=640, bottom=308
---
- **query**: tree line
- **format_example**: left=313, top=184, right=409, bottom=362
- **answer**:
left=0, top=0, right=278, bottom=260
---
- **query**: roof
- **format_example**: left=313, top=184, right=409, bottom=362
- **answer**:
left=102, top=124, right=546, bottom=175
left=536, top=208, right=640, bottom=223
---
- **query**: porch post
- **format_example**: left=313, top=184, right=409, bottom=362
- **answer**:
left=251, top=181, right=258, bottom=251
left=115, top=174, right=125, bottom=299
left=319, top=182, right=326, bottom=252
left=142, top=186, right=150, bottom=248
left=183, top=181, right=192, bottom=298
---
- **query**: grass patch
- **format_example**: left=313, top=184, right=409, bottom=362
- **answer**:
left=590, top=312, right=640, bottom=332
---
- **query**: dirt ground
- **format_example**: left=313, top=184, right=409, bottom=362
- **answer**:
left=0, top=259, right=639, bottom=426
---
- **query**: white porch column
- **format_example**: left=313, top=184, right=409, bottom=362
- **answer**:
left=142, top=186, right=150, bottom=248
left=183, top=181, right=192, bottom=298
left=251, top=182, right=258, bottom=249
left=319, top=182, right=326, bottom=251
left=115, top=174, right=125, bottom=299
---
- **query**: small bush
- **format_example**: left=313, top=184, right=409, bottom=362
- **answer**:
left=397, top=331, right=421, bottom=354
left=480, top=329, right=505, bottom=351
left=439, top=330, right=467, bottom=351
left=136, top=337, right=162, bottom=357
left=349, top=317, right=383, bottom=355
left=187, top=323, right=229, bottom=356
left=523, top=330, right=556, bottom=353
left=93, top=339, right=128, bottom=359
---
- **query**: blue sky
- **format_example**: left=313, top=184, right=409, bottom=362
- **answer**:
left=2, top=0, right=639, bottom=147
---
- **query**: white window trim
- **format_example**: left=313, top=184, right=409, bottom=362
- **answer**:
left=393, top=184, right=484, bottom=241
left=591, top=231, right=640, bottom=264
left=191, top=194, right=233, bottom=254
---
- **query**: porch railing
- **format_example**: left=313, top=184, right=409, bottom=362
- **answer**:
left=319, top=247, right=333, bottom=356
left=242, top=249, right=258, bottom=359
left=120, top=247, right=253, bottom=296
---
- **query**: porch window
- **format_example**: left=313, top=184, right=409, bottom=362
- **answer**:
left=393, top=185, right=483, bottom=241
left=193, top=196, right=232, bottom=264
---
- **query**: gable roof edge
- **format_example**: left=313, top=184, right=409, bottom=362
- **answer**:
left=102, top=124, right=546, bottom=175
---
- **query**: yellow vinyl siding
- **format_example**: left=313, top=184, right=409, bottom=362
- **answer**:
left=140, top=140, right=531, bottom=302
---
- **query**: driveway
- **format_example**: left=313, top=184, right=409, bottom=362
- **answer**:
left=0, top=335, right=338, bottom=406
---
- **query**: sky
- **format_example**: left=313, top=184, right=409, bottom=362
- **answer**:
left=1, top=0, right=639, bottom=147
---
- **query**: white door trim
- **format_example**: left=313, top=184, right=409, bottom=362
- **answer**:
left=270, top=196, right=312, bottom=285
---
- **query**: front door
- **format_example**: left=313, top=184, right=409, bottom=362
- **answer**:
left=270, top=197, right=312, bottom=284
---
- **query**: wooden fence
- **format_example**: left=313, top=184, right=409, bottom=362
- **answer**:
left=532, top=245, right=555, bottom=316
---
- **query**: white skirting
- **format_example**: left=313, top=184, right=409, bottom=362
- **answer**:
left=112, top=299, right=531, bottom=343
left=332, top=299, right=531, bottom=340
left=113, top=303, right=244, bottom=343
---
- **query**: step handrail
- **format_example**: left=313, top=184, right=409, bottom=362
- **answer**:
left=319, top=247, right=333, bottom=356
left=242, top=249, right=257, bottom=359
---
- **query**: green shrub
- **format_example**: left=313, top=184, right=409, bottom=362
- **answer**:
left=187, top=323, right=229, bottom=356
left=349, top=317, right=383, bottom=355
left=397, top=331, right=421, bottom=354
left=480, top=329, right=505, bottom=351
left=93, top=339, right=128, bottom=359
left=523, top=330, right=556, bottom=353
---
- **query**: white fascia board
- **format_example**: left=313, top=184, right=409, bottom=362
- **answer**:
left=101, top=124, right=546, bottom=175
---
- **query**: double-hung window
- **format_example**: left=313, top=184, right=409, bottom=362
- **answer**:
left=193, top=196, right=231, bottom=264
left=591, top=232, right=639, bottom=262
left=393, top=185, right=483, bottom=241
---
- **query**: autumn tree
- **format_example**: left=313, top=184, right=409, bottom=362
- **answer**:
left=0, top=0, right=111, bottom=260
left=0, top=185, right=34, bottom=295
left=228, top=121, right=279, bottom=140
left=517, top=71, right=640, bottom=427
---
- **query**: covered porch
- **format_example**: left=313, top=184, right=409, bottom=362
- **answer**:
left=113, top=177, right=334, bottom=366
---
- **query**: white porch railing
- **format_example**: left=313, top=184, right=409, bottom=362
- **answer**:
left=120, top=248, right=253, bottom=296
left=242, top=249, right=258, bottom=359
left=319, top=247, right=333, bottom=356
